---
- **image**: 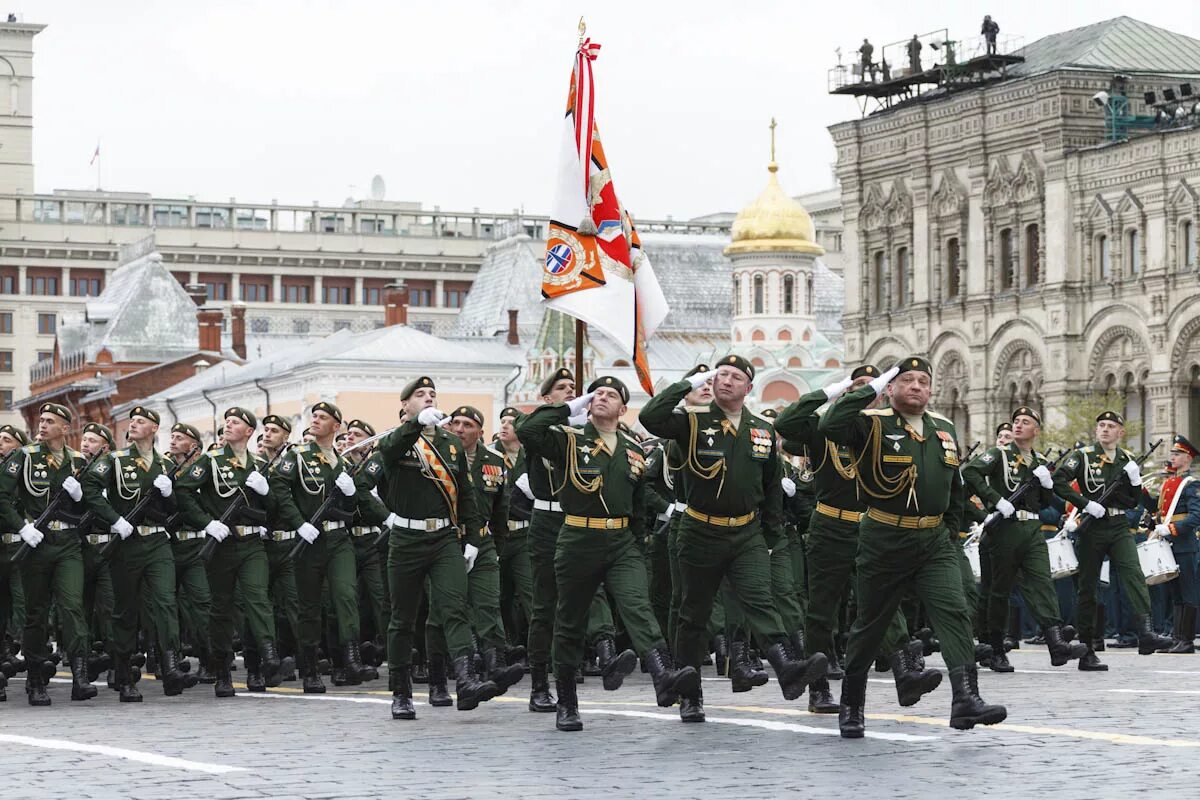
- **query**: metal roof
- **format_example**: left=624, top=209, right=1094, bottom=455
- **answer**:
left=1012, top=16, right=1200, bottom=77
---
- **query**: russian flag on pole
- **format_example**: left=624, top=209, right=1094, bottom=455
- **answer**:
left=541, top=35, right=669, bottom=396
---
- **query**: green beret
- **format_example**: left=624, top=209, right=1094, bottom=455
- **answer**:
left=262, top=414, right=292, bottom=433
left=995, top=422, right=1013, bottom=437
left=588, top=375, right=629, bottom=404
left=401, top=376, right=435, bottom=401
left=684, top=363, right=711, bottom=379
left=171, top=422, right=202, bottom=444
left=82, top=422, right=115, bottom=447
left=335, top=432, right=348, bottom=443
left=499, top=406, right=522, bottom=421
left=224, top=407, right=257, bottom=429
left=39, top=403, right=71, bottom=423
left=761, top=407, right=779, bottom=419
left=539, top=368, right=574, bottom=398
left=851, top=365, right=879, bottom=380
left=311, top=401, right=343, bottom=423
left=0, top=424, right=29, bottom=446
left=347, top=419, right=375, bottom=437
left=716, top=354, right=754, bottom=381
left=1096, top=410, right=1124, bottom=425
left=1011, top=406, right=1041, bottom=426
left=895, top=356, right=932, bottom=377
left=129, top=405, right=160, bottom=425
left=450, top=405, right=484, bottom=427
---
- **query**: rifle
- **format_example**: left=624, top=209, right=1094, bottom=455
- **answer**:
left=99, top=446, right=199, bottom=559
left=290, top=447, right=374, bottom=560
left=980, top=448, right=1070, bottom=535
left=199, top=443, right=292, bottom=563
left=12, top=450, right=103, bottom=564
left=1074, top=438, right=1164, bottom=537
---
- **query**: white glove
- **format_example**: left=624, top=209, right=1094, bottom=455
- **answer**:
left=1123, top=461, right=1142, bottom=486
left=297, top=522, right=319, bottom=544
left=868, top=365, right=901, bottom=395
left=463, top=543, right=479, bottom=572
left=1084, top=501, right=1105, bottom=519
left=968, top=522, right=984, bottom=537
left=822, top=376, right=853, bottom=400
left=567, top=392, right=594, bottom=416
left=334, top=470, right=356, bottom=497
left=18, top=522, right=43, bottom=548
left=687, top=371, right=712, bottom=390
left=62, top=475, right=83, bottom=502
left=417, top=408, right=446, bottom=427
left=995, top=498, right=1015, bottom=518
left=204, top=519, right=230, bottom=542
left=568, top=411, right=589, bottom=427
left=383, top=512, right=401, bottom=530
left=515, top=473, right=534, bottom=500
left=1032, top=465, right=1053, bottom=489
left=111, top=516, right=134, bottom=539
left=153, top=474, right=173, bottom=498
left=1152, top=523, right=1171, bottom=540
left=244, top=470, right=269, bottom=496
left=781, top=477, right=796, bottom=497
left=983, top=512, right=999, bottom=528
left=1063, top=517, right=1078, bottom=534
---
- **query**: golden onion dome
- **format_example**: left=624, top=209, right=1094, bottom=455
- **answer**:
left=725, top=161, right=824, bottom=257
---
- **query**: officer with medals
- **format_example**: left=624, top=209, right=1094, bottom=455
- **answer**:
left=175, top=407, right=281, bottom=696
left=962, top=406, right=1087, bottom=670
left=271, top=402, right=374, bottom=690
left=1147, top=435, right=1200, bottom=653
left=343, top=419, right=389, bottom=670
left=494, top=407, right=535, bottom=663
left=518, top=374, right=700, bottom=731
left=1052, top=410, right=1174, bottom=669
left=0, top=403, right=94, bottom=705
left=0, top=423, right=29, bottom=696
left=640, top=355, right=827, bottom=722
left=164, top=422, right=213, bottom=683
left=818, top=358, right=1006, bottom=736
left=83, top=406, right=197, bottom=701
left=76, top=421, right=115, bottom=685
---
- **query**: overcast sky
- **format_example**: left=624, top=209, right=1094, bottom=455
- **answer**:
left=26, top=1, right=1200, bottom=220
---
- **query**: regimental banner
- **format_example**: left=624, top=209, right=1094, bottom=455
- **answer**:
left=541, top=34, right=669, bottom=396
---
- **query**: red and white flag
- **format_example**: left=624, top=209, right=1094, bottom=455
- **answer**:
left=541, top=36, right=669, bottom=396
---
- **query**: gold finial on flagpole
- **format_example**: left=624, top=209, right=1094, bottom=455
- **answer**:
left=768, top=117, right=778, bottom=173
left=578, top=17, right=586, bottom=44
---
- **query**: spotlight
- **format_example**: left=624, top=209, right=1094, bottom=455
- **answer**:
left=1091, top=90, right=1110, bottom=108
left=1144, top=90, right=1157, bottom=105
left=1182, top=83, right=1194, bottom=97
left=1176, top=106, right=1188, bottom=120
left=1165, top=88, right=1178, bottom=102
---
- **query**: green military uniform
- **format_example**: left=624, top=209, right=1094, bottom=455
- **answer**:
left=348, top=448, right=389, bottom=662
left=495, top=436, right=534, bottom=651
left=643, top=439, right=675, bottom=639
left=0, top=424, right=28, bottom=676
left=161, top=424, right=212, bottom=680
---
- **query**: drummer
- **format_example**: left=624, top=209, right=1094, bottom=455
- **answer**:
left=1149, top=436, right=1200, bottom=653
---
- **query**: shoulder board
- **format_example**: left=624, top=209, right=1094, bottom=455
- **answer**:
left=618, top=431, right=640, bottom=447
left=1080, top=445, right=1094, bottom=454
left=1035, top=451, right=1047, bottom=461
left=744, top=414, right=768, bottom=429
left=207, top=447, right=226, bottom=458
left=113, top=449, right=130, bottom=458
left=479, top=446, right=502, bottom=464
left=21, top=444, right=38, bottom=454
left=485, top=444, right=505, bottom=459
left=552, top=425, right=586, bottom=435
left=928, top=411, right=952, bottom=424
left=862, top=408, right=894, bottom=417
left=67, top=448, right=84, bottom=459
left=1121, top=448, right=1135, bottom=459
left=292, top=443, right=313, bottom=454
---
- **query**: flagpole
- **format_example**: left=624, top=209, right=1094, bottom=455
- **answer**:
left=574, top=318, right=585, bottom=390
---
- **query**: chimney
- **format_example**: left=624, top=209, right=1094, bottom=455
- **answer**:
left=184, top=283, right=207, bottom=307
left=230, top=302, right=247, bottom=359
left=384, top=282, right=409, bottom=327
left=506, top=308, right=520, bottom=346
left=197, top=306, right=223, bottom=353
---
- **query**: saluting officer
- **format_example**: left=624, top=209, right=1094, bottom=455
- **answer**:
left=1149, top=435, right=1200, bottom=653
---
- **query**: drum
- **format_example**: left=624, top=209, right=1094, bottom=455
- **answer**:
left=1138, top=538, right=1180, bottom=586
left=1046, top=534, right=1079, bottom=579
left=963, top=539, right=982, bottom=583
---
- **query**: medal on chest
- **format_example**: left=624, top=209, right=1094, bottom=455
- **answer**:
left=750, top=428, right=772, bottom=458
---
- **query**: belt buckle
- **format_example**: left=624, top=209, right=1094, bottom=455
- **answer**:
left=605, top=518, right=616, bottom=530
left=425, top=518, right=438, bottom=532
left=727, top=517, right=737, bottom=527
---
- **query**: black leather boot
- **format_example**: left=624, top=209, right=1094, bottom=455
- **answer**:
left=70, top=654, right=97, bottom=701
left=244, top=649, right=266, bottom=693
left=808, top=676, right=838, bottom=713
left=679, top=685, right=705, bottom=723
left=1078, top=646, right=1107, bottom=671
left=428, top=654, right=453, bottom=707
left=766, top=640, right=827, bottom=701
left=948, top=664, right=1007, bottom=730
left=164, top=649, right=197, bottom=695
left=116, top=656, right=143, bottom=703
left=645, top=646, right=700, bottom=708
left=1136, top=613, right=1174, bottom=655
left=259, top=638, right=282, bottom=681
left=1167, top=605, right=1197, bottom=654
left=86, top=649, right=112, bottom=683
left=825, top=650, right=845, bottom=680
left=712, top=634, right=729, bottom=677
left=528, top=662, right=556, bottom=712
left=1005, top=607, right=1022, bottom=650
left=482, top=646, right=524, bottom=694
left=195, top=648, right=215, bottom=684
left=1045, top=625, right=1088, bottom=666
left=341, top=641, right=371, bottom=685
left=26, top=664, right=51, bottom=706
left=889, top=646, right=942, bottom=706
left=453, top=654, right=498, bottom=711
left=213, top=654, right=235, bottom=698
left=268, top=655, right=294, bottom=688
left=838, top=672, right=867, bottom=738
left=729, top=638, right=768, bottom=692
left=1093, top=604, right=1106, bottom=652
left=988, top=633, right=1013, bottom=672
left=554, top=668, right=582, bottom=731
left=593, top=636, right=636, bottom=692
left=974, top=642, right=994, bottom=667
left=390, top=669, right=416, bottom=720
left=301, top=647, right=326, bottom=694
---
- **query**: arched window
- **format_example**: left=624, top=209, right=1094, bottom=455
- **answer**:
left=895, top=247, right=908, bottom=308
left=777, top=328, right=792, bottom=341
left=750, top=357, right=765, bottom=368
left=824, top=358, right=841, bottom=368
left=1025, top=224, right=1039, bottom=286
left=782, top=274, right=794, bottom=314
left=946, top=237, right=960, bottom=299
left=733, top=275, right=741, bottom=315
left=1127, top=229, right=1141, bottom=275
left=753, top=275, right=764, bottom=314
left=999, top=228, right=1014, bottom=289
left=1098, top=234, right=1111, bottom=279
left=787, top=356, right=803, bottom=367
left=751, top=329, right=765, bottom=342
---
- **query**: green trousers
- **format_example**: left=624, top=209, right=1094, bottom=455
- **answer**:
left=668, top=511, right=726, bottom=647
left=21, top=531, right=87, bottom=661
left=1075, top=521, right=1150, bottom=643
left=79, top=540, right=113, bottom=647
left=528, top=509, right=614, bottom=666
left=788, top=527, right=808, bottom=627
left=172, top=538, right=211, bottom=652
left=553, top=524, right=666, bottom=674
left=845, top=518, right=974, bottom=674
left=955, top=535, right=979, bottom=623
left=260, top=538, right=300, bottom=653
left=109, top=533, right=181, bottom=658
left=0, top=539, right=24, bottom=646
left=295, top=528, right=359, bottom=647
left=727, top=536, right=805, bottom=641
left=647, top=525, right=672, bottom=639
left=984, top=519, right=1063, bottom=636
left=497, top=530, right=533, bottom=647
left=427, top=536, right=507, bottom=656
left=675, top=516, right=786, bottom=669
left=207, top=535, right=275, bottom=659
left=351, top=531, right=389, bottom=642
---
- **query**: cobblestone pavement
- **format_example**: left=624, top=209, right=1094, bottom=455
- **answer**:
left=1, top=646, right=1196, bottom=799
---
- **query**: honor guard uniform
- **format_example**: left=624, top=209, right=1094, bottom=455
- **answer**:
left=0, top=403, right=93, bottom=705
left=1053, top=410, right=1174, bottom=669
left=0, top=423, right=29, bottom=696
left=640, top=355, right=827, bottom=723
left=494, top=407, right=535, bottom=664
left=518, top=375, right=699, bottom=731
left=819, top=358, right=1006, bottom=735
left=962, top=406, right=1086, bottom=670
left=175, top=407, right=282, bottom=696
left=642, top=435, right=675, bottom=643
left=344, top=419, right=390, bottom=669
left=83, top=406, right=197, bottom=701
left=271, top=401, right=374, bottom=691
left=1149, top=435, right=1200, bottom=653
left=164, top=422, right=214, bottom=683
left=76, top=422, right=115, bottom=683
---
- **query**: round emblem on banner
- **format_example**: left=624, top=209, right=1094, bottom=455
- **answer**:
left=543, top=229, right=586, bottom=287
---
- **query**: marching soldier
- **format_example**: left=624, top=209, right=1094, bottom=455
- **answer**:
left=494, top=407, right=534, bottom=660
left=0, top=404, right=94, bottom=705
left=518, top=375, right=700, bottom=731
left=962, top=406, right=1087, bottom=670
left=1052, top=411, right=1174, bottom=669
left=640, top=355, right=827, bottom=722
left=1150, top=435, right=1200, bottom=653
left=818, top=359, right=1006, bottom=736
left=76, top=422, right=115, bottom=683
left=165, top=422, right=212, bottom=683
left=343, top=419, right=389, bottom=669
left=0, top=424, right=29, bottom=695
left=83, top=406, right=197, bottom=701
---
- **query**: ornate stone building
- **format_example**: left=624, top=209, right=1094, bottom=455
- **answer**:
left=830, top=16, right=1200, bottom=446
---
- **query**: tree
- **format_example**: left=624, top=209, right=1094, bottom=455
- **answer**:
left=1039, top=392, right=1143, bottom=455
